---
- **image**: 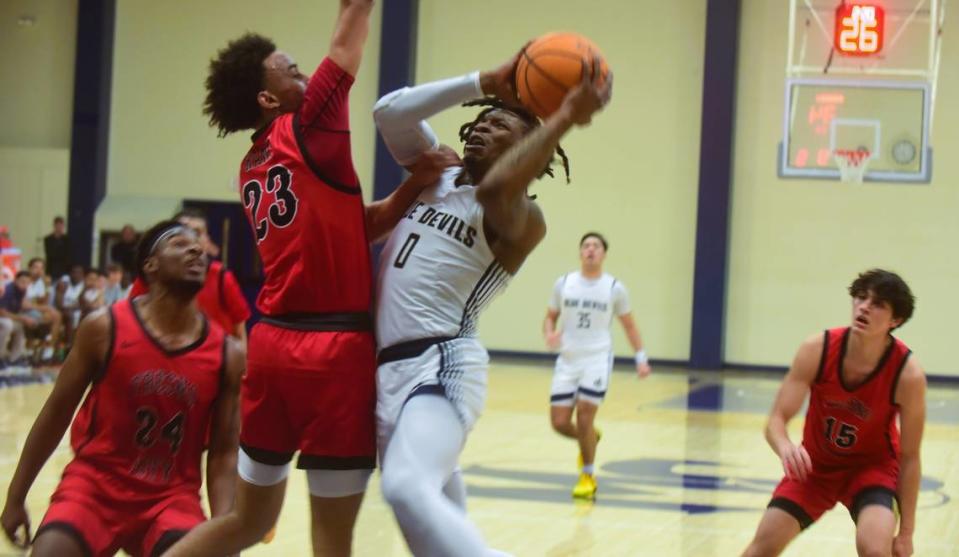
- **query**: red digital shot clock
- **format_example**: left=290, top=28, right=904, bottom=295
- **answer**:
left=835, top=3, right=885, bottom=56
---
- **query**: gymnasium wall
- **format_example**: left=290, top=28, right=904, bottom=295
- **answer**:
left=0, top=0, right=76, bottom=262
left=727, top=0, right=959, bottom=376
left=104, top=0, right=383, bottom=227
left=415, top=0, right=707, bottom=361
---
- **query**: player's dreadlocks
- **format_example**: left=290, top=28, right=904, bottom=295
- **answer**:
left=458, top=98, right=571, bottom=183
left=204, top=33, right=277, bottom=137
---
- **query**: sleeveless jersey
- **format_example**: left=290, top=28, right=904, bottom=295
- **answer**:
left=66, top=300, right=226, bottom=499
left=239, top=58, right=370, bottom=317
left=803, top=326, right=911, bottom=469
left=376, top=167, right=511, bottom=348
left=549, top=272, right=629, bottom=356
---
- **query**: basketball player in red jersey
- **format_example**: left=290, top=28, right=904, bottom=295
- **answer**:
left=0, top=220, right=244, bottom=556
left=742, top=269, right=925, bottom=557
left=129, top=209, right=251, bottom=343
left=164, top=3, right=458, bottom=556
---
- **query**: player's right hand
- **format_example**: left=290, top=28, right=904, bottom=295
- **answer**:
left=480, top=45, right=528, bottom=107
left=559, top=56, right=612, bottom=126
left=545, top=330, right=561, bottom=350
left=1, top=499, right=32, bottom=549
left=779, top=442, right=813, bottom=482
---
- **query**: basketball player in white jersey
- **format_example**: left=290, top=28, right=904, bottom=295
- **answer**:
left=372, top=54, right=611, bottom=556
left=543, top=232, right=651, bottom=499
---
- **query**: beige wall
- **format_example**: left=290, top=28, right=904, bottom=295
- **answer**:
left=0, top=0, right=77, bottom=149
left=0, top=1, right=76, bottom=265
left=0, top=148, right=70, bottom=263
left=105, top=0, right=383, bottom=229
left=415, top=0, right=707, bottom=361
left=728, top=0, right=959, bottom=376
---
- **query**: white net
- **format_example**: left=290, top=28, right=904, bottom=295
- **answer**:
left=833, top=149, right=871, bottom=183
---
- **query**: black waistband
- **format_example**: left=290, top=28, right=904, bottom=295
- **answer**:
left=261, top=312, right=372, bottom=332
left=377, top=336, right=456, bottom=366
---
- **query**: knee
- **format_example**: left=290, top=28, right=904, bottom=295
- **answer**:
left=856, top=539, right=891, bottom=557
left=550, top=413, right=570, bottom=432
left=380, top=466, right=419, bottom=512
left=742, top=536, right=781, bottom=557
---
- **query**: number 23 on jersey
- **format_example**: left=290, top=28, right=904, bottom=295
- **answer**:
left=243, top=164, right=300, bottom=243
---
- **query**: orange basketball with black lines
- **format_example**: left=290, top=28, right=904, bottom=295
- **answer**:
left=515, top=32, right=610, bottom=119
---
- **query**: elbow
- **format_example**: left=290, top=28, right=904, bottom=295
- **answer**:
left=373, top=88, right=409, bottom=129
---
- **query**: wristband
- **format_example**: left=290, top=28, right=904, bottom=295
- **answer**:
left=635, top=350, right=648, bottom=365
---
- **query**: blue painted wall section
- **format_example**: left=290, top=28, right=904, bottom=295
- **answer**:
left=689, top=0, right=741, bottom=370
left=68, top=0, right=116, bottom=266
left=372, top=0, right=418, bottom=204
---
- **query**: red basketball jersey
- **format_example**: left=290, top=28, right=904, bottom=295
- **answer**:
left=66, top=299, right=226, bottom=500
left=239, top=57, right=371, bottom=317
left=803, top=327, right=911, bottom=469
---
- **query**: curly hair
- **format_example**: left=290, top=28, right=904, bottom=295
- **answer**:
left=458, top=98, right=570, bottom=183
left=848, top=269, right=916, bottom=328
left=204, top=33, right=276, bottom=137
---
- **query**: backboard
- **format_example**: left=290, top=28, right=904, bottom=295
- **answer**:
left=779, top=78, right=931, bottom=182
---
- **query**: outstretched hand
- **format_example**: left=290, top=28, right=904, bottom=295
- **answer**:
left=559, top=56, right=613, bottom=126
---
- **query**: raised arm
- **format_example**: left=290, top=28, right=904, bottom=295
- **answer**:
left=892, top=357, right=926, bottom=557
left=328, top=0, right=375, bottom=77
left=373, top=54, right=518, bottom=167
left=765, top=333, right=822, bottom=482
left=476, top=62, right=611, bottom=247
left=205, top=338, right=245, bottom=518
left=1, top=309, right=109, bottom=547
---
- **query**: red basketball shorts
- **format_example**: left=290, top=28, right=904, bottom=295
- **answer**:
left=36, top=471, right=204, bottom=557
left=769, top=459, right=899, bottom=528
left=240, top=322, right=376, bottom=469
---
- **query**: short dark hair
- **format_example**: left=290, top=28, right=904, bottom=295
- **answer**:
left=135, top=219, right=183, bottom=282
left=27, top=257, right=44, bottom=268
left=15, top=270, right=30, bottom=280
left=848, top=269, right=915, bottom=328
left=53, top=216, right=65, bottom=225
left=106, top=263, right=122, bottom=274
left=204, top=33, right=277, bottom=137
left=580, top=232, right=608, bottom=251
left=174, top=207, right=207, bottom=222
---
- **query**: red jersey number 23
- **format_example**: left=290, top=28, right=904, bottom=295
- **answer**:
left=243, top=165, right=299, bottom=243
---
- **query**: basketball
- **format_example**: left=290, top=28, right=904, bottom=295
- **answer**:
left=515, top=32, right=610, bottom=119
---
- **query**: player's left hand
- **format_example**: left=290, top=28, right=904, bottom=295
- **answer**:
left=892, top=533, right=913, bottom=557
left=636, top=362, right=651, bottom=379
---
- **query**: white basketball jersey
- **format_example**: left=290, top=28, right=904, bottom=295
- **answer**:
left=549, top=272, right=630, bottom=355
left=376, top=167, right=511, bottom=349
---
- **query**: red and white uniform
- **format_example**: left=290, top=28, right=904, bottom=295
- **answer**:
left=770, top=326, right=911, bottom=525
left=37, top=299, right=226, bottom=557
left=237, top=57, right=376, bottom=470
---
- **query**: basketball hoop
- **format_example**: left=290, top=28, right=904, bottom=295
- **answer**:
left=833, top=149, right=871, bottom=183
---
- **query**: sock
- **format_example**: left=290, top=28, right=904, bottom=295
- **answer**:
left=582, top=464, right=595, bottom=475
